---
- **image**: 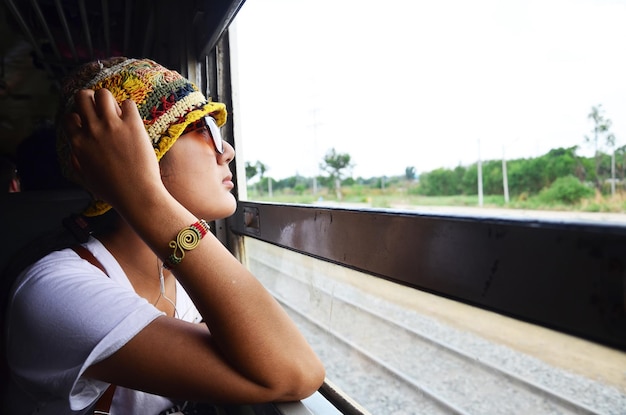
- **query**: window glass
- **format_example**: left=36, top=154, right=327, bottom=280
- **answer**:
left=234, top=0, right=626, bottom=223
left=244, top=237, right=626, bottom=414
left=232, top=3, right=626, bottom=412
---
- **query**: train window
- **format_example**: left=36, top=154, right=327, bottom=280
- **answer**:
left=233, top=0, right=626, bottom=226
left=228, top=1, right=626, bottom=413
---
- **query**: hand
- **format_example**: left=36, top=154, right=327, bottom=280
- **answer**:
left=64, top=88, right=165, bottom=211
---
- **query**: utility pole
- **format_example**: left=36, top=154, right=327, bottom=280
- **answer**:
left=478, top=139, right=483, bottom=207
left=502, top=137, right=519, bottom=204
left=308, top=75, right=321, bottom=197
left=502, top=146, right=509, bottom=204
left=611, top=148, right=616, bottom=197
left=310, top=107, right=321, bottom=196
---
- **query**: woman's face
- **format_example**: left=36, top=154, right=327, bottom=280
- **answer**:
left=159, top=123, right=236, bottom=220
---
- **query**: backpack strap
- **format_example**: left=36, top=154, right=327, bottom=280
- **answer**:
left=92, top=384, right=116, bottom=415
left=71, top=245, right=107, bottom=275
left=70, top=245, right=116, bottom=415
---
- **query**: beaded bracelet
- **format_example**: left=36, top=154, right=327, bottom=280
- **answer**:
left=165, top=219, right=210, bottom=268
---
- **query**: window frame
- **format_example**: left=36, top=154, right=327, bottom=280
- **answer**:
left=211, top=23, right=626, bottom=355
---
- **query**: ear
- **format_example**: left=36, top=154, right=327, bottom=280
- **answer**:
left=158, top=150, right=174, bottom=178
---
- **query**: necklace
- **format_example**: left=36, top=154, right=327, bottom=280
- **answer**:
left=154, top=259, right=178, bottom=318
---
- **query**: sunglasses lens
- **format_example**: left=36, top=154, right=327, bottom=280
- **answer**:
left=205, top=116, right=224, bottom=154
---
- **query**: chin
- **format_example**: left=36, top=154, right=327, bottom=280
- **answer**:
left=224, top=194, right=237, bottom=216
left=222, top=201, right=237, bottom=218
left=204, top=195, right=237, bottom=220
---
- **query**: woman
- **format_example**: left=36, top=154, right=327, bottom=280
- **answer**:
left=3, top=58, right=325, bottom=414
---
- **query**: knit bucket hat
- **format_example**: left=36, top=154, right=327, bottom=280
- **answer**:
left=57, top=57, right=227, bottom=216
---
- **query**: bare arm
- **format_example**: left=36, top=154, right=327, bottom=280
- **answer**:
left=67, top=88, right=325, bottom=403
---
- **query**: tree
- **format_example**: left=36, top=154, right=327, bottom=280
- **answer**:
left=256, top=161, right=267, bottom=181
left=245, top=161, right=268, bottom=195
left=418, top=167, right=461, bottom=196
left=320, top=148, right=352, bottom=200
left=245, top=161, right=259, bottom=181
left=585, top=104, right=614, bottom=189
left=538, top=175, right=594, bottom=205
left=405, top=166, right=416, bottom=181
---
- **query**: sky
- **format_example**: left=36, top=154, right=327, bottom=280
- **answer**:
left=231, top=0, right=626, bottom=180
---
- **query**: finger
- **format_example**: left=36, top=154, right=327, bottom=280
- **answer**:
left=119, top=98, right=140, bottom=122
left=73, top=89, right=98, bottom=127
left=93, top=88, right=122, bottom=119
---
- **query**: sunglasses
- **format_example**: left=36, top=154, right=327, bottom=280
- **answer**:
left=183, top=116, right=224, bottom=154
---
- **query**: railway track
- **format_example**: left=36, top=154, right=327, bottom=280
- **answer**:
left=278, top=293, right=605, bottom=415
left=252, top=261, right=623, bottom=415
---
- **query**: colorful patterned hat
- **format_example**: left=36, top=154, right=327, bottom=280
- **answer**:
left=57, top=57, right=227, bottom=216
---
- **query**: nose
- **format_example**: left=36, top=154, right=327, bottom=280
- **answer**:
left=218, top=141, right=235, bottom=165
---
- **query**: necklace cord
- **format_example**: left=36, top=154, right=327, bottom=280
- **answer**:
left=155, top=259, right=178, bottom=318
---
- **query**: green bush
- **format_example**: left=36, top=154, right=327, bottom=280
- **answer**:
left=293, top=184, right=307, bottom=195
left=538, top=175, right=594, bottom=204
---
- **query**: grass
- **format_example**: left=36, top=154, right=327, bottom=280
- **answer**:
left=246, top=187, right=626, bottom=213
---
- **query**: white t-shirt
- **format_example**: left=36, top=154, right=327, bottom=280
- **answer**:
left=3, top=237, right=203, bottom=415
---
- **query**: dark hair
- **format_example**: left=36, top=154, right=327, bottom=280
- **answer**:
left=16, top=122, right=78, bottom=191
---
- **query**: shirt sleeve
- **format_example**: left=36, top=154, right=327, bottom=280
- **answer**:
left=5, top=248, right=163, bottom=410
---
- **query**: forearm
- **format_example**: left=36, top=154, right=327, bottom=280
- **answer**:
left=116, top=188, right=324, bottom=391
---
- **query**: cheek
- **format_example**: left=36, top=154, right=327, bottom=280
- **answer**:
left=161, top=152, right=212, bottom=184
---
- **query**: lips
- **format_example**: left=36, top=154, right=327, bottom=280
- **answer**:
left=223, top=174, right=234, bottom=189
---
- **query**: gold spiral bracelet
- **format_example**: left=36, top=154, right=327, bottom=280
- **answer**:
left=165, top=219, right=210, bottom=268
